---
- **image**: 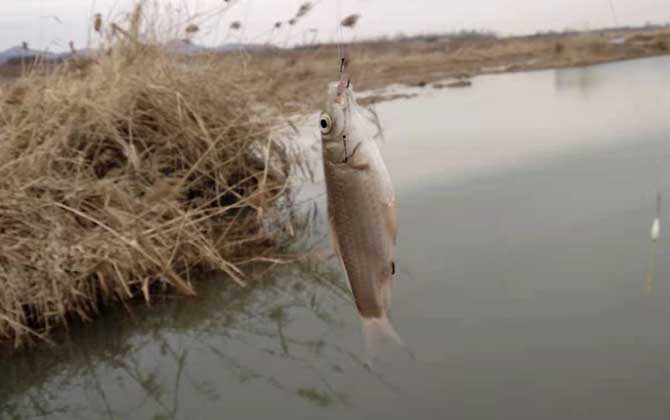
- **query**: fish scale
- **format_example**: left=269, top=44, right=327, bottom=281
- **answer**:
left=324, top=153, right=392, bottom=318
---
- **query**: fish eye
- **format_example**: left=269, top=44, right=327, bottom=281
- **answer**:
left=319, top=113, right=333, bottom=134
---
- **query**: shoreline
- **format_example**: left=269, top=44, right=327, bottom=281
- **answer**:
left=226, top=26, right=670, bottom=112
left=2, top=26, right=670, bottom=105
left=1, top=25, right=669, bottom=349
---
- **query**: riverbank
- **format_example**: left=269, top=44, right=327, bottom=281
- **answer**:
left=222, top=26, right=670, bottom=110
left=0, top=39, right=305, bottom=347
left=1, top=23, right=669, bottom=348
left=3, top=26, right=670, bottom=107
left=4, top=55, right=670, bottom=417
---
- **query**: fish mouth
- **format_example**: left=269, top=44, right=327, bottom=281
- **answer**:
left=335, top=79, right=348, bottom=103
left=328, top=80, right=352, bottom=106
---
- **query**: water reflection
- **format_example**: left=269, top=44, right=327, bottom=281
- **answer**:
left=554, top=65, right=603, bottom=96
left=645, top=241, right=657, bottom=295
left=0, top=259, right=384, bottom=419
left=6, top=56, right=670, bottom=420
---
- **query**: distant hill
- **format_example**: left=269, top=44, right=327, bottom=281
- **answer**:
left=0, top=46, right=58, bottom=65
left=163, top=39, right=210, bottom=55
left=0, top=41, right=276, bottom=66
left=163, top=39, right=276, bottom=55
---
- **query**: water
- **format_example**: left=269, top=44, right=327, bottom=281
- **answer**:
left=4, top=56, right=670, bottom=420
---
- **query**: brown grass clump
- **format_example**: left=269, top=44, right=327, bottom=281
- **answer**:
left=0, top=41, right=301, bottom=347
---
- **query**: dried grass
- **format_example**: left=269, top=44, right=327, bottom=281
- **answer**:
left=295, top=2, right=313, bottom=19
left=341, top=14, right=360, bottom=29
left=0, top=35, right=302, bottom=347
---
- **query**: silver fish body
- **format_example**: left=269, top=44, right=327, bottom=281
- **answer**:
left=324, top=146, right=396, bottom=317
left=319, top=81, right=401, bottom=353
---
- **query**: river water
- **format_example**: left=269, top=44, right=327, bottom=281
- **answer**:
left=3, top=56, right=670, bottom=420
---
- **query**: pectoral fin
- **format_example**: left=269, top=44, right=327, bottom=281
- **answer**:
left=350, top=155, right=369, bottom=170
left=348, top=142, right=369, bottom=170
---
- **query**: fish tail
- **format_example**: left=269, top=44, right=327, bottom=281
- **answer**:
left=361, top=314, right=412, bottom=368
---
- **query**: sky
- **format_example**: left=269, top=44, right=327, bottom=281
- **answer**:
left=1, top=0, right=670, bottom=52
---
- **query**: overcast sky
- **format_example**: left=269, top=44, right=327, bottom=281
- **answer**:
left=1, top=0, right=670, bottom=52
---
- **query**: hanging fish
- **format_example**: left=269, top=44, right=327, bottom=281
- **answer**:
left=319, top=78, right=403, bottom=364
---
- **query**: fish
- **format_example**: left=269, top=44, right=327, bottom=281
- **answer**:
left=319, top=79, right=403, bottom=363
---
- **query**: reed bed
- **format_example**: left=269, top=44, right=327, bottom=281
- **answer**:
left=0, top=38, right=303, bottom=347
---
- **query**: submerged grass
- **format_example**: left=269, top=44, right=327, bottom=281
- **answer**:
left=0, top=32, right=304, bottom=347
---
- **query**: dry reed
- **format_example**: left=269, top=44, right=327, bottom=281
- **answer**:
left=0, top=31, right=302, bottom=347
left=295, top=2, right=313, bottom=19
left=341, top=14, right=360, bottom=29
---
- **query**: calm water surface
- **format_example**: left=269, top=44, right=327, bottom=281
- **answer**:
left=3, top=56, right=670, bottom=420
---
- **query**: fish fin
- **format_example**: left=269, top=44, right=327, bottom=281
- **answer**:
left=383, top=200, right=398, bottom=243
left=362, top=315, right=402, bottom=365
left=350, top=155, right=369, bottom=170
left=347, top=141, right=370, bottom=170
left=362, top=314, right=413, bottom=368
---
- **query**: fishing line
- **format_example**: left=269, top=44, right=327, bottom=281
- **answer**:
left=336, top=0, right=344, bottom=70
left=335, top=0, right=353, bottom=164
left=645, top=64, right=663, bottom=294
left=604, top=0, right=663, bottom=292
left=336, top=0, right=350, bottom=83
left=241, top=0, right=253, bottom=43
left=607, top=0, right=619, bottom=26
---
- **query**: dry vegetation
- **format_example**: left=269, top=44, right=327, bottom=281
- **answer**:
left=0, top=24, right=306, bottom=347
left=1, top=7, right=670, bottom=348
left=233, top=27, right=670, bottom=109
